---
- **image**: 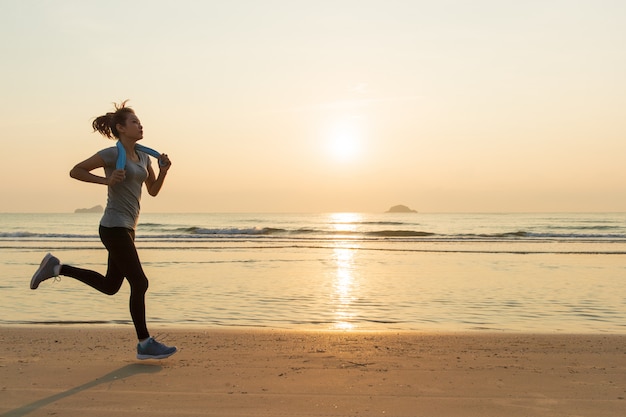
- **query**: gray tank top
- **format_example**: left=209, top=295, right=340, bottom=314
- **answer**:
left=98, top=146, right=151, bottom=230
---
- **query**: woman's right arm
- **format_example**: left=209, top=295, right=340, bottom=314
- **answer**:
left=70, top=154, right=125, bottom=186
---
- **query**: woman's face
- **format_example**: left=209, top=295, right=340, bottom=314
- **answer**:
left=118, top=114, right=143, bottom=140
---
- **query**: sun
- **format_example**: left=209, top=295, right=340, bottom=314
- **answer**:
left=329, top=131, right=359, bottom=161
left=326, top=119, right=363, bottom=162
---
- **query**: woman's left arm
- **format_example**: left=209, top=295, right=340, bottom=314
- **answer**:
left=145, top=154, right=172, bottom=197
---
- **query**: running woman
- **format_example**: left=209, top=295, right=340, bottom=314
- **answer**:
left=30, top=100, right=177, bottom=360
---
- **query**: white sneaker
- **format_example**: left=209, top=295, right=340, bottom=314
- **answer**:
left=30, top=253, right=60, bottom=290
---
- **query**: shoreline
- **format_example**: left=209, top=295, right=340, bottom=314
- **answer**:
left=4, top=321, right=625, bottom=334
left=2, top=327, right=625, bottom=416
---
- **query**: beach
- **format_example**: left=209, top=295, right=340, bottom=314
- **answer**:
left=2, top=213, right=626, bottom=415
left=1, top=327, right=625, bottom=417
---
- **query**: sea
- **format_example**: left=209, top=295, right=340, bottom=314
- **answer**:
left=1, top=212, right=625, bottom=333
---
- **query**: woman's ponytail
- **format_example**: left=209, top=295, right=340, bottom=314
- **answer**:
left=91, top=100, right=134, bottom=139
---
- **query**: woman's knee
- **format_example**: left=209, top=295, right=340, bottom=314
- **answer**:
left=102, top=281, right=124, bottom=296
left=130, top=276, right=149, bottom=294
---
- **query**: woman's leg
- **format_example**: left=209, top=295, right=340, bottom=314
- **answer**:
left=60, top=260, right=124, bottom=296
left=61, top=226, right=150, bottom=340
left=98, top=226, right=150, bottom=340
left=32, top=227, right=176, bottom=358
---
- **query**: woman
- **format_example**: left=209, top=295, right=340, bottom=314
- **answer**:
left=30, top=101, right=177, bottom=360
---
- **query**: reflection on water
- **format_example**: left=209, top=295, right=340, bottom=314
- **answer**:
left=329, top=212, right=360, bottom=234
left=328, top=213, right=364, bottom=329
left=331, top=243, right=359, bottom=330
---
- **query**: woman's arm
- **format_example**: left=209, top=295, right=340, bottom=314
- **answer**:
left=145, top=154, right=172, bottom=197
left=69, top=153, right=124, bottom=186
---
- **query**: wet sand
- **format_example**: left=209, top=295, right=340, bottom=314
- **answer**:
left=1, top=327, right=625, bottom=416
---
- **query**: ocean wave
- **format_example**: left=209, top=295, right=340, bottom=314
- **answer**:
left=3, top=218, right=626, bottom=244
left=185, top=227, right=286, bottom=236
left=138, top=222, right=166, bottom=228
left=3, top=227, right=626, bottom=242
left=0, top=231, right=38, bottom=238
left=0, top=231, right=97, bottom=239
left=546, top=225, right=622, bottom=231
left=366, top=230, right=435, bottom=237
left=353, top=221, right=413, bottom=226
left=524, top=232, right=626, bottom=239
left=464, top=231, right=529, bottom=238
left=456, top=230, right=626, bottom=240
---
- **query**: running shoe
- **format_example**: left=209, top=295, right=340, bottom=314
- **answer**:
left=137, top=337, right=178, bottom=360
left=30, top=253, right=60, bottom=290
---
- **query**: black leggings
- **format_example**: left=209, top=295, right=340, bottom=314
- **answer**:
left=60, top=225, right=150, bottom=340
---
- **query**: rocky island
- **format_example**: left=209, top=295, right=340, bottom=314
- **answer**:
left=385, top=204, right=417, bottom=213
left=74, top=205, right=104, bottom=214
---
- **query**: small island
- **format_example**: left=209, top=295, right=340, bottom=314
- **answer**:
left=385, top=204, right=417, bottom=213
left=74, top=205, right=104, bottom=214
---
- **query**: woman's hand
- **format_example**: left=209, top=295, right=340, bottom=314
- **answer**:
left=158, top=154, right=172, bottom=172
left=108, top=169, right=126, bottom=186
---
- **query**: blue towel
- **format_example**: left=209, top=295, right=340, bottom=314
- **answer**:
left=116, top=141, right=165, bottom=170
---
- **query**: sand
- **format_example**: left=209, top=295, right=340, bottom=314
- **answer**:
left=1, top=327, right=625, bottom=417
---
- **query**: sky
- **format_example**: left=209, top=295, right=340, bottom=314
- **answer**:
left=1, top=0, right=625, bottom=213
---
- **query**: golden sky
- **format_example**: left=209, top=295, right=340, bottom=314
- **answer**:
left=1, top=0, right=624, bottom=213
